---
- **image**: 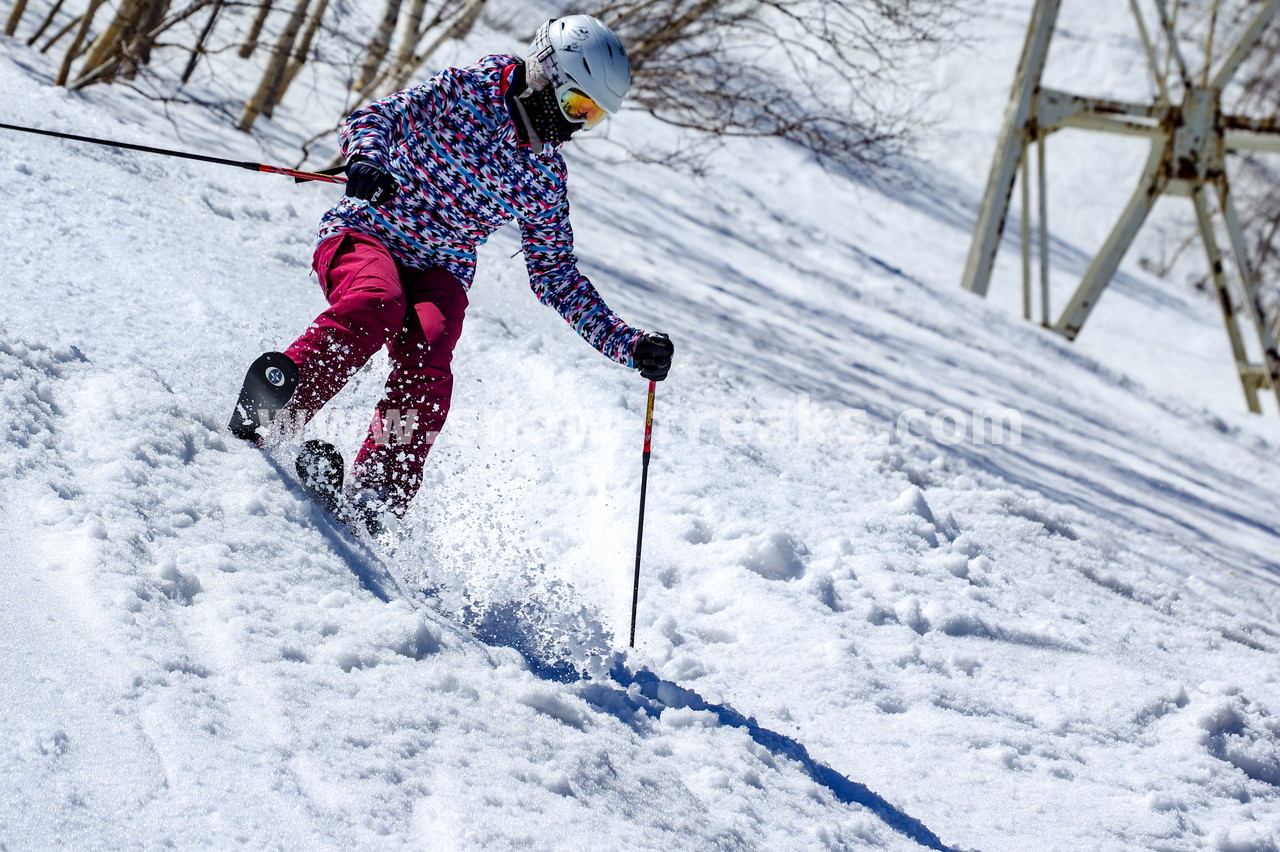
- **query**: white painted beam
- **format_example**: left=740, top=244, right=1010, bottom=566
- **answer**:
left=961, top=0, right=1062, bottom=296
left=1210, top=0, right=1280, bottom=90
left=1053, top=145, right=1169, bottom=339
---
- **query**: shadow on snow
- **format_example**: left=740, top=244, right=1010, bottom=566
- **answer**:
left=465, top=603, right=969, bottom=852
left=588, top=664, right=969, bottom=852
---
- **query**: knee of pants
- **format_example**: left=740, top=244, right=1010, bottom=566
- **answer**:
left=407, top=302, right=461, bottom=366
left=412, top=300, right=451, bottom=348
left=389, top=303, right=464, bottom=375
left=347, top=288, right=407, bottom=342
left=400, top=267, right=467, bottom=348
left=383, top=375, right=455, bottom=413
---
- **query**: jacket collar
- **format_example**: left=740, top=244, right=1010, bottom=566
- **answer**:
left=500, top=61, right=561, bottom=159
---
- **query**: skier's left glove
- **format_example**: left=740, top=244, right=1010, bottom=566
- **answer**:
left=345, top=159, right=398, bottom=207
left=634, top=332, right=674, bottom=382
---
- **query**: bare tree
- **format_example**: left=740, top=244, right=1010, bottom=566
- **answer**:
left=388, top=0, right=482, bottom=93
left=5, top=0, right=28, bottom=37
left=354, top=0, right=404, bottom=94
left=280, top=0, right=332, bottom=94
left=238, top=0, right=273, bottom=59
left=352, top=0, right=484, bottom=104
left=68, top=0, right=220, bottom=89
left=75, top=0, right=171, bottom=85
left=26, top=0, right=69, bottom=47
left=587, top=0, right=961, bottom=169
left=378, top=0, right=432, bottom=96
left=181, top=0, right=225, bottom=84
left=41, top=15, right=81, bottom=54
left=55, top=0, right=107, bottom=85
left=238, top=0, right=311, bottom=131
left=17, top=0, right=957, bottom=183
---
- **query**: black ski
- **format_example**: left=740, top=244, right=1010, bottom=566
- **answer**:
left=294, top=439, right=386, bottom=539
left=295, top=439, right=346, bottom=513
left=230, top=355, right=385, bottom=538
left=229, top=351, right=298, bottom=442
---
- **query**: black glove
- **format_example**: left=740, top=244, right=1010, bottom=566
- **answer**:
left=634, top=331, right=674, bottom=382
left=344, top=159, right=397, bottom=207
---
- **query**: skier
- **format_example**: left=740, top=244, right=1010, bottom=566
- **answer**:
left=229, top=15, right=675, bottom=532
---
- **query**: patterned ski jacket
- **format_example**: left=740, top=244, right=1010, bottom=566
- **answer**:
left=319, top=53, right=641, bottom=367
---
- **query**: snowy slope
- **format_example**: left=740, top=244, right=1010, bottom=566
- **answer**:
left=3, top=1, right=1280, bottom=850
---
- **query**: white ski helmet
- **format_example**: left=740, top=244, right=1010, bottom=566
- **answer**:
left=527, top=15, right=631, bottom=129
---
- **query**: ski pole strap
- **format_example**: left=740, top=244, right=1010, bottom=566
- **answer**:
left=0, top=121, right=347, bottom=184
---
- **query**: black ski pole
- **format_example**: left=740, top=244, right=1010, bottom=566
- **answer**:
left=629, top=380, right=657, bottom=648
left=0, top=121, right=347, bottom=184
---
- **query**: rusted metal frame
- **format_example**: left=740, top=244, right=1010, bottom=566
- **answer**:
left=1152, top=0, right=1195, bottom=90
left=1171, top=85, right=1220, bottom=182
left=1038, top=98, right=1280, bottom=154
left=1052, top=120, right=1280, bottom=154
left=1209, top=0, right=1280, bottom=92
left=962, top=0, right=1280, bottom=416
left=1058, top=111, right=1162, bottom=139
left=961, top=0, right=1063, bottom=297
left=1224, top=114, right=1280, bottom=135
left=1053, top=142, right=1170, bottom=339
left=1215, top=177, right=1280, bottom=405
left=1037, top=87, right=1161, bottom=134
left=1020, top=144, right=1033, bottom=321
left=1127, top=0, right=1172, bottom=105
left=1038, top=134, right=1051, bottom=326
left=1202, top=0, right=1221, bottom=88
left=1165, top=0, right=1181, bottom=89
left=1008, top=128, right=1055, bottom=326
left=1224, top=130, right=1280, bottom=154
left=1192, top=186, right=1263, bottom=412
left=1036, top=89, right=1165, bottom=146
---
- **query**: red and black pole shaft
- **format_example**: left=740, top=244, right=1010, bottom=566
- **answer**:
left=629, top=380, right=657, bottom=648
left=0, top=121, right=347, bottom=184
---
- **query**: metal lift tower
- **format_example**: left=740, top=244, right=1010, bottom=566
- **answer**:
left=962, top=0, right=1280, bottom=413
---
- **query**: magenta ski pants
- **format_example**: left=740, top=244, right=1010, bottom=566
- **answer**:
left=283, top=231, right=467, bottom=513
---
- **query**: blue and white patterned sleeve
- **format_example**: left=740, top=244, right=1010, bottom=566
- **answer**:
left=338, top=67, right=470, bottom=171
left=519, top=165, right=642, bottom=367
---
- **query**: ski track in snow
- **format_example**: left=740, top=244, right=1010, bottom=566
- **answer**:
left=3, top=0, right=1280, bottom=849
left=0, top=337, right=944, bottom=850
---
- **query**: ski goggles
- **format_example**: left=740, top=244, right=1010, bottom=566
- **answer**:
left=558, top=87, right=609, bottom=130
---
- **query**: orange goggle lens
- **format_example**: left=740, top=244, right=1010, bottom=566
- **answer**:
left=559, top=88, right=608, bottom=130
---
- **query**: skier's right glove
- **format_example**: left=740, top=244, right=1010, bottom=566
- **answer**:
left=634, top=332, right=675, bottom=382
left=345, top=159, right=397, bottom=207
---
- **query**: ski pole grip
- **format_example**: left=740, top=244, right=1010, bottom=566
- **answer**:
left=643, top=380, right=656, bottom=456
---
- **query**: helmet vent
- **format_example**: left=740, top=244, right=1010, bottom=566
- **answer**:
left=527, top=14, right=630, bottom=116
